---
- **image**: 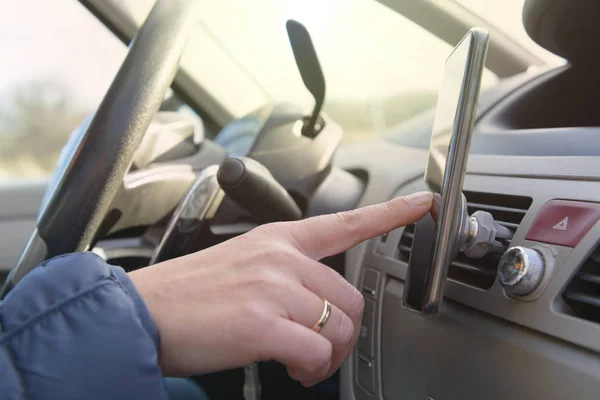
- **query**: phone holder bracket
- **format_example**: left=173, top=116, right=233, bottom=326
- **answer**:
left=455, top=193, right=514, bottom=259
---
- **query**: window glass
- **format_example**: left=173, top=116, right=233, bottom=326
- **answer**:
left=0, top=0, right=126, bottom=181
left=115, top=0, right=499, bottom=142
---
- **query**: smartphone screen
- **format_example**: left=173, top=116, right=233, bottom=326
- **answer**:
left=402, top=28, right=489, bottom=315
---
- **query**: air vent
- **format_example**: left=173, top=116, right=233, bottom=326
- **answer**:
left=562, top=245, right=600, bottom=323
left=398, top=224, right=415, bottom=263
left=397, top=191, right=532, bottom=289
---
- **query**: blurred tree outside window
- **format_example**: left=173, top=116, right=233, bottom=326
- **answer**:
left=0, top=0, right=126, bottom=182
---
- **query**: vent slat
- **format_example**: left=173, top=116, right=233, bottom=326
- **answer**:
left=396, top=192, right=532, bottom=290
left=450, top=261, right=497, bottom=278
left=587, top=253, right=600, bottom=265
left=562, top=243, right=600, bottom=323
left=563, top=291, right=600, bottom=309
left=467, top=202, right=528, bottom=215
left=497, top=221, right=520, bottom=230
left=575, top=272, right=600, bottom=285
left=402, top=231, right=414, bottom=240
left=398, top=244, right=412, bottom=253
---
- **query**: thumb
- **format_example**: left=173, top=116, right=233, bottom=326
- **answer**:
left=277, top=191, right=433, bottom=260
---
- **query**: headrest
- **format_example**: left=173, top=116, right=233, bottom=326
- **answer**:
left=523, top=0, right=600, bottom=64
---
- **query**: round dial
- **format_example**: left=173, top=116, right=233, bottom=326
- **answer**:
left=498, top=246, right=545, bottom=296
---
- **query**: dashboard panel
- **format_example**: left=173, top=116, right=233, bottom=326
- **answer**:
left=337, top=142, right=600, bottom=400
left=335, top=64, right=600, bottom=399
left=79, top=62, right=600, bottom=400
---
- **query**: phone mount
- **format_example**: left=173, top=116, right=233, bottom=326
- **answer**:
left=401, top=28, right=505, bottom=316
left=455, top=193, right=513, bottom=259
left=403, top=193, right=513, bottom=316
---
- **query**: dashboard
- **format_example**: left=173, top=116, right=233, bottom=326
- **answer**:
left=64, top=59, right=600, bottom=400
left=79, top=61, right=600, bottom=400
left=335, top=64, right=600, bottom=399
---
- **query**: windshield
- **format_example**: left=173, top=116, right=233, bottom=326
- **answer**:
left=112, top=0, right=557, bottom=141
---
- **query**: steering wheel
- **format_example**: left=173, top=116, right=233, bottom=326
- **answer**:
left=0, top=0, right=198, bottom=297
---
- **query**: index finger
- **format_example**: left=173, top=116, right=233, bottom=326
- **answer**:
left=280, top=191, right=432, bottom=260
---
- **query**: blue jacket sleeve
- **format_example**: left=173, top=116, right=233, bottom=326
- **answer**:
left=0, top=252, right=168, bottom=400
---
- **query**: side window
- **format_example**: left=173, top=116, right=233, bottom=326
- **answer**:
left=0, top=0, right=127, bottom=182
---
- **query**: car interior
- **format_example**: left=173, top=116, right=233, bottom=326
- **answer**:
left=1, top=0, right=600, bottom=399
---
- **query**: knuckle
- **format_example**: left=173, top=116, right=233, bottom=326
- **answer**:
left=381, top=199, right=400, bottom=219
left=332, top=209, right=363, bottom=237
left=347, top=288, right=365, bottom=320
left=254, top=221, right=290, bottom=241
left=255, top=250, right=299, bottom=279
left=246, top=240, right=297, bottom=268
left=253, top=222, right=278, bottom=236
left=251, top=265, right=298, bottom=303
left=255, top=267, right=286, bottom=292
left=305, top=341, right=332, bottom=373
left=397, top=194, right=412, bottom=207
left=329, top=269, right=364, bottom=320
left=266, top=245, right=298, bottom=266
left=336, top=313, right=355, bottom=347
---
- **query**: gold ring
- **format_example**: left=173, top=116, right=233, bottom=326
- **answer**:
left=312, top=298, right=332, bottom=333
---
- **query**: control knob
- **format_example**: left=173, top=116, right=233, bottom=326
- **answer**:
left=497, top=246, right=545, bottom=296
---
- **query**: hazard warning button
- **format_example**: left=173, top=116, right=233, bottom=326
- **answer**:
left=526, top=200, right=600, bottom=247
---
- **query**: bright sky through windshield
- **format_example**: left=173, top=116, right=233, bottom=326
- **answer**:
left=112, top=0, right=560, bottom=127
left=116, top=0, right=459, bottom=106
left=0, top=0, right=564, bottom=180
left=0, top=0, right=559, bottom=112
left=0, top=0, right=126, bottom=109
left=114, top=0, right=501, bottom=124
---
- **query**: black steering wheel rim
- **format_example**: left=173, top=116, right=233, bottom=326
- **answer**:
left=2, top=0, right=198, bottom=296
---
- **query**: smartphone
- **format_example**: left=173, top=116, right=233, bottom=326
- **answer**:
left=402, top=28, right=490, bottom=315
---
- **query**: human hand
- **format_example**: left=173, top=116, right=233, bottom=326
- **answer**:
left=129, top=191, right=432, bottom=386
